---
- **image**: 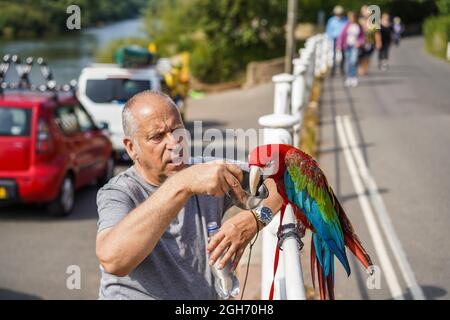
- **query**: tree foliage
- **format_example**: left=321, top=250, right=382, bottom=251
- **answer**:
left=145, top=0, right=288, bottom=83
left=0, top=0, right=147, bottom=39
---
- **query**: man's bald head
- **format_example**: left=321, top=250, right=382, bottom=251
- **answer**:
left=122, top=90, right=180, bottom=138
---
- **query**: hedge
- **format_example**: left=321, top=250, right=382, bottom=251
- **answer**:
left=423, top=15, right=450, bottom=60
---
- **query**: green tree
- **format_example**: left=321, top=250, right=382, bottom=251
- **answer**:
left=144, top=0, right=288, bottom=83
left=0, top=0, right=147, bottom=39
left=437, top=0, right=450, bottom=15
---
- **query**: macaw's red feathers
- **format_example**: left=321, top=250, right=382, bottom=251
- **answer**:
left=326, top=272, right=335, bottom=300
left=316, top=255, right=327, bottom=300
left=332, top=190, right=374, bottom=271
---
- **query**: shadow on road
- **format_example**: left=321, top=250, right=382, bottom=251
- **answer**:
left=318, top=142, right=375, bottom=156
left=0, top=185, right=99, bottom=222
left=0, top=288, right=42, bottom=300
left=421, top=285, right=447, bottom=300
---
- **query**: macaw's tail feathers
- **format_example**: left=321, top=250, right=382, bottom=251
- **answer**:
left=344, top=233, right=373, bottom=272
left=333, top=192, right=374, bottom=272
left=311, top=235, right=336, bottom=300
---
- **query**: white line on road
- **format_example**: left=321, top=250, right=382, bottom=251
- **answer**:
left=342, top=116, right=425, bottom=300
left=336, top=116, right=405, bottom=300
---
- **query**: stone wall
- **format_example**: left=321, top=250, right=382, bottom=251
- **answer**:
left=243, top=57, right=285, bottom=88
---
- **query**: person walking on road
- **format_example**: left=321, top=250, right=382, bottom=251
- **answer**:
left=338, top=11, right=365, bottom=87
left=378, top=13, right=393, bottom=71
left=358, top=5, right=380, bottom=76
left=392, top=16, right=404, bottom=46
left=326, top=5, right=348, bottom=77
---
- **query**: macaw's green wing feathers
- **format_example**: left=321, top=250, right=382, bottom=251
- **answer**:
left=284, top=149, right=351, bottom=277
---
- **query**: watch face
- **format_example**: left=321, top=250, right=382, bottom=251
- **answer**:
left=260, top=207, right=272, bottom=221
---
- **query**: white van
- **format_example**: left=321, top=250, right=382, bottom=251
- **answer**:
left=77, top=64, right=163, bottom=161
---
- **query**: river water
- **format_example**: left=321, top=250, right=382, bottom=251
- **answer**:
left=0, top=18, right=146, bottom=85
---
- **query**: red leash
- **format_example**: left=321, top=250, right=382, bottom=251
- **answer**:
left=268, top=202, right=286, bottom=300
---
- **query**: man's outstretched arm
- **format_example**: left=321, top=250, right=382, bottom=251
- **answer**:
left=96, top=161, right=245, bottom=277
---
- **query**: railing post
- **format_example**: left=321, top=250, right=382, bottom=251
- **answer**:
left=291, top=59, right=307, bottom=147
left=314, top=35, right=323, bottom=78
left=447, top=42, right=450, bottom=61
left=272, top=73, right=295, bottom=115
left=300, top=47, right=315, bottom=98
left=282, top=204, right=306, bottom=299
left=327, top=36, right=334, bottom=69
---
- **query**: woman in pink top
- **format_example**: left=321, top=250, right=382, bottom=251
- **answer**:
left=337, top=11, right=365, bottom=87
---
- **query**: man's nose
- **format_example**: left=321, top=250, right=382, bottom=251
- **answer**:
left=166, top=132, right=183, bottom=150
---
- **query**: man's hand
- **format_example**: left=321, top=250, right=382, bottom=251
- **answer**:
left=207, top=211, right=260, bottom=271
left=181, top=160, right=246, bottom=200
left=206, top=178, right=282, bottom=271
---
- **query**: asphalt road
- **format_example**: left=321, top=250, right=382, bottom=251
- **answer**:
left=318, top=36, right=450, bottom=300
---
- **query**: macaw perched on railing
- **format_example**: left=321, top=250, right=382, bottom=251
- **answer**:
left=248, top=144, right=373, bottom=300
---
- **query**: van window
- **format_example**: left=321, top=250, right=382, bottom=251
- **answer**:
left=0, top=107, right=32, bottom=136
left=85, top=79, right=151, bottom=104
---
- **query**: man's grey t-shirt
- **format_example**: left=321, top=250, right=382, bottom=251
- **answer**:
left=96, top=166, right=231, bottom=300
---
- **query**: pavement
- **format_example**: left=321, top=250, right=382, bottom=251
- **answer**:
left=1, top=35, right=449, bottom=300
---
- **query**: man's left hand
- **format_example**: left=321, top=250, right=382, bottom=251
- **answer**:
left=207, top=211, right=261, bottom=271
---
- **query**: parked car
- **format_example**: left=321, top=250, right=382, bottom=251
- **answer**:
left=0, top=91, right=114, bottom=216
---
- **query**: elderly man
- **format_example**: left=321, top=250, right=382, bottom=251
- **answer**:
left=96, top=90, right=281, bottom=299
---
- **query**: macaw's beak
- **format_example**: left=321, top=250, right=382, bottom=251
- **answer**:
left=249, top=165, right=266, bottom=197
left=228, top=165, right=268, bottom=210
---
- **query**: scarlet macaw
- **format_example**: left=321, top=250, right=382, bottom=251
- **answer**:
left=248, top=144, right=373, bottom=300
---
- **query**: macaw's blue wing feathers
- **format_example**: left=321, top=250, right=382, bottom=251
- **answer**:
left=284, top=169, right=350, bottom=276
left=284, top=148, right=353, bottom=299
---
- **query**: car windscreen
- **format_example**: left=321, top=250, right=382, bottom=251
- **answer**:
left=85, top=79, right=151, bottom=104
left=0, top=107, right=32, bottom=137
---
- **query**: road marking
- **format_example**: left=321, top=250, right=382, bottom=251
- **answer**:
left=342, top=116, right=425, bottom=300
left=335, top=116, right=405, bottom=300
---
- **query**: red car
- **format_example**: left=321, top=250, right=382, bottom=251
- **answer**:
left=0, top=92, right=114, bottom=216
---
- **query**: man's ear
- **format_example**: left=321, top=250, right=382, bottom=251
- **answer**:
left=123, top=137, right=138, bottom=161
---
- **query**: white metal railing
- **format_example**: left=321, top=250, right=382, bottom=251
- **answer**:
left=258, top=33, right=332, bottom=300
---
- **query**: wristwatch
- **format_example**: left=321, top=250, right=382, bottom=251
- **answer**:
left=252, top=206, right=273, bottom=227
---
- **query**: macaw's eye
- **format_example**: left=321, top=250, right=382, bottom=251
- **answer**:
left=262, top=159, right=278, bottom=176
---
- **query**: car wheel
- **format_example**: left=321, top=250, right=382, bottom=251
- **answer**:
left=98, top=155, right=115, bottom=187
left=47, top=175, right=75, bottom=217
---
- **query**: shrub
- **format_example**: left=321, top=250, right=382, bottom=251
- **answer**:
left=423, top=15, right=450, bottom=60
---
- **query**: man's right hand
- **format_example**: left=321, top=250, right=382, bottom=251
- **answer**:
left=181, top=160, right=246, bottom=199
